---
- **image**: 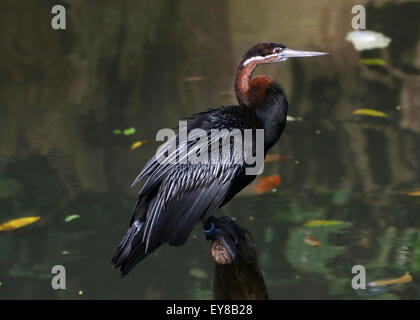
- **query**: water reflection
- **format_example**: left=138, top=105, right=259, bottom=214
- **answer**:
left=0, top=0, right=419, bottom=299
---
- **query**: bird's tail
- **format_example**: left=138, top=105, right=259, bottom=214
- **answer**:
left=111, top=220, right=149, bottom=277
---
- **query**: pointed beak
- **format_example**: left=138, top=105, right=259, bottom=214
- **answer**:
left=279, top=48, right=329, bottom=61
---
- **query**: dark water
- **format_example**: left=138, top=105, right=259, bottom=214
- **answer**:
left=0, top=0, right=419, bottom=299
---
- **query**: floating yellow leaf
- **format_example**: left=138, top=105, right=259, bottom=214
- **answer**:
left=368, top=272, right=413, bottom=287
left=402, top=190, right=420, bottom=197
left=264, top=155, right=291, bottom=163
left=131, top=140, right=148, bottom=150
left=303, top=220, right=344, bottom=227
left=353, top=109, right=388, bottom=118
left=304, top=236, right=322, bottom=247
left=254, top=175, right=282, bottom=194
left=0, top=217, right=40, bottom=232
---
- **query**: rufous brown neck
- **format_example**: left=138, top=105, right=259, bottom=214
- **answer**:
left=234, top=59, right=272, bottom=108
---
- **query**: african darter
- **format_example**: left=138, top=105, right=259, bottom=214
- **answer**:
left=112, top=42, right=327, bottom=276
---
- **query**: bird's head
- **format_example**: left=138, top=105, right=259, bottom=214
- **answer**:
left=241, top=42, right=328, bottom=67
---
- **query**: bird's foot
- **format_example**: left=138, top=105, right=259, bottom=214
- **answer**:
left=203, top=216, right=240, bottom=264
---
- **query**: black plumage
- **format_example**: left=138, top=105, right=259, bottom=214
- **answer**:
left=113, top=83, right=287, bottom=277
left=112, top=42, right=326, bottom=276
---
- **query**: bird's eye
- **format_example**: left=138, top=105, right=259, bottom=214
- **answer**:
left=273, top=47, right=283, bottom=54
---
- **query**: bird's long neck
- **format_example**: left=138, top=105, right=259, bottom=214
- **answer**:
left=234, top=61, right=256, bottom=106
left=234, top=60, right=272, bottom=107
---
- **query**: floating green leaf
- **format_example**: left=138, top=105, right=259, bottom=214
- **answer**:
left=112, top=129, right=122, bottom=134
left=65, top=214, right=80, bottom=223
left=353, top=109, right=388, bottom=118
left=332, top=189, right=350, bottom=206
left=264, top=226, right=274, bottom=243
left=295, top=18, right=316, bottom=26
left=287, top=115, right=303, bottom=122
left=361, top=58, right=386, bottom=66
left=123, top=127, right=136, bottom=136
left=303, top=220, right=344, bottom=227
left=188, top=268, right=208, bottom=279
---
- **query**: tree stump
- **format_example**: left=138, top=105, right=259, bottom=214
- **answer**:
left=211, top=223, right=268, bottom=300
